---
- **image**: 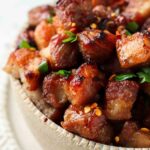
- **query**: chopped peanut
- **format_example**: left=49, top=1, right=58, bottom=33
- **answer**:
left=140, top=128, right=150, bottom=132
left=115, top=136, right=120, bottom=143
left=90, top=23, right=97, bottom=29
left=95, top=108, right=102, bottom=116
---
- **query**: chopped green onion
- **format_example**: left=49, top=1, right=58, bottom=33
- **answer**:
left=47, top=16, right=53, bottom=24
left=115, top=73, right=136, bottom=81
left=126, top=21, right=139, bottom=33
left=56, top=70, right=71, bottom=77
left=125, top=30, right=132, bottom=36
left=137, top=67, right=150, bottom=83
left=38, top=61, right=49, bottom=74
left=62, top=31, right=77, bottom=43
left=19, top=40, right=35, bottom=50
left=137, top=72, right=150, bottom=83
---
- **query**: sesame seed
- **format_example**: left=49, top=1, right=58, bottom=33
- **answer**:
left=90, top=23, right=97, bottom=29
left=140, top=128, right=150, bottom=132
left=115, top=136, right=120, bottom=143
left=84, top=106, right=91, bottom=113
left=95, top=108, right=102, bottom=116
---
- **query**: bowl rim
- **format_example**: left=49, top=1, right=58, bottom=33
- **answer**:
left=11, top=77, right=149, bottom=150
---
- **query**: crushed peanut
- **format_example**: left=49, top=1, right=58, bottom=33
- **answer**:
left=111, top=12, right=116, bottom=17
left=84, top=106, right=91, bottom=113
left=140, top=128, right=150, bottom=132
left=95, top=108, right=102, bottom=116
left=115, top=136, right=120, bottom=143
left=90, top=23, right=97, bottom=29
left=91, top=103, right=98, bottom=109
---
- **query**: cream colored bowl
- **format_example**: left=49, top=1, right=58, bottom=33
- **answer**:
left=10, top=77, right=146, bottom=150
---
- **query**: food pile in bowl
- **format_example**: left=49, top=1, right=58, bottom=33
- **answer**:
left=4, top=0, right=150, bottom=148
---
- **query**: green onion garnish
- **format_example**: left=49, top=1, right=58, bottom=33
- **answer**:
left=38, top=61, right=49, bottom=74
left=19, top=40, right=35, bottom=50
left=56, top=70, right=71, bottom=77
left=126, top=21, right=139, bottom=33
left=115, top=73, right=136, bottom=81
left=62, top=31, right=77, bottom=43
left=47, top=16, right=53, bottom=24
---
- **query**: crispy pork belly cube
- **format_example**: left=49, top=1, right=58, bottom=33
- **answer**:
left=34, top=21, right=56, bottom=49
left=105, top=80, right=139, bottom=120
left=4, top=48, right=46, bottom=90
left=40, top=34, right=80, bottom=70
left=42, top=73, right=68, bottom=108
left=4, top=48, right=39, bottom=78
left=78, top=30, right=116, bottom=64
left=117, top=32, right=150, bottom=68
left=65, top=63, right=104, bottom=106
left=22, top=56, right=45, bottom=91
left=122, top=0, right=150, bottom=23
left=61, top=104, right=113, bottom=144
left=141, top=18, right=150, bottom=32
left=118, top=121, right=150, bottom=147
left=56, top=0, right=95, bottom=29
left=28, top=5, right=55, bottom=26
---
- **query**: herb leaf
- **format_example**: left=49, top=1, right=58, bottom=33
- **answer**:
left=47, top=16, right=53, bottom=24
left=38, top=61, right=49, bottom=74
left=19, top=40, right=35, bottom=50
left=126, top=21, right=139, bottom=33
left=125, top=30, right=132, bottom=36
left=137, top=67, right=150, bottom=83
left=56, top=70, right=71, bottom=77
left=115, top=73, right=136, bottom=81
left=62, top=31, right=77, bottom=43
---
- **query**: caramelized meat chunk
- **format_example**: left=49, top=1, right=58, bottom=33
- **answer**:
left=28, top=5, right=55, bottom=26
left=4, top=48, right=46, bottom=90
left=78, top=30, right=116, bottom=64
left=62, top=104, right=113, bottom=144
left=4, top=48, right=38, bottom=78
left=105, top=80, right=139, bottom=120
left=65, top=63, right=104, bottom=106
left=40, top=34, right=80, bottom=70
left=34, top=21, right=56, bottom=49
left=122, top=0, right=150, bottom=23
left=43, top=73, right=68, bottom=108
left=118, top=121, right=150, bottom=147
left=117, top=32, right=150, bottom=68
left=56, top=0, right=95, bottom=29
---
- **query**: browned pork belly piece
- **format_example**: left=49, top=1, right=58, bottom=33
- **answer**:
left=122, top=0, right=150, bottom=24
left=34, top=21, right=56, bottom=49
left=40, top=34, right=80, bottom=70
left=43, top=73, right=68, bottom=109
left=118, top=121, right=150, bottom=147
left=105, top=80, right=139, bottom=120
left=28, top=5, right=55, bottom=26
left=4, top=48, right=38, bottom=78
left=4, top=48, right=46, bottom=90
left=65, top=63, right=104, bottom=106
left=78, top=30, right=116, bottom=64
left=116, top=32, right=150, bottom=68
left=55, top=0, right=95, bottom=29
left=61, top=104, right=113, bottom=144
left=141, top=18, right=150, bottom=32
